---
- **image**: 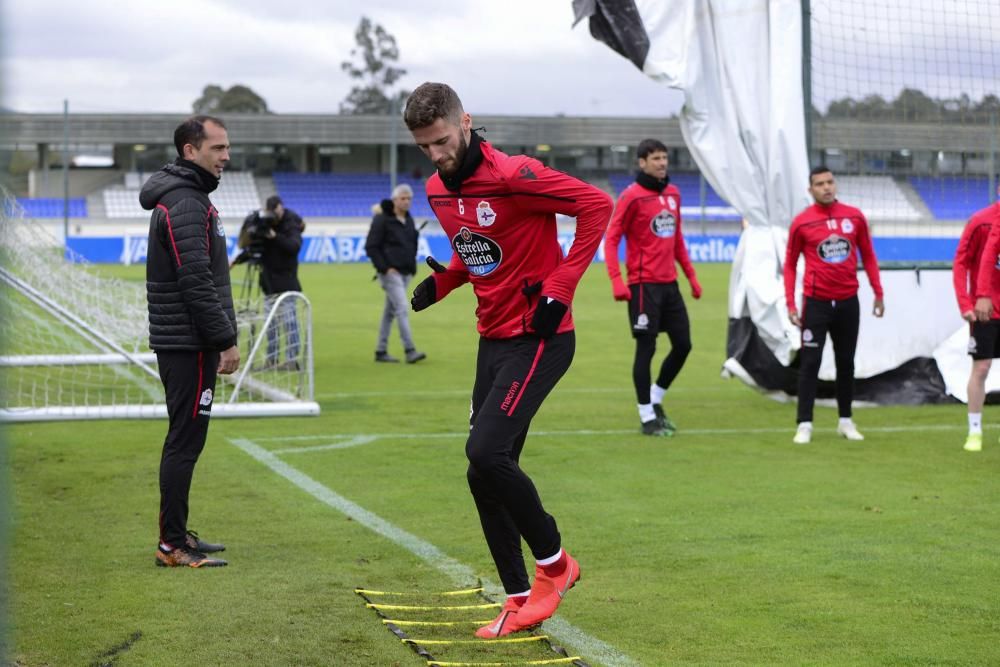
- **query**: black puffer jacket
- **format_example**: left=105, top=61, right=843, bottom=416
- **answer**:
left=365, top=199, right=419, bottom=275
left=140, top=159, right=238, bottom=351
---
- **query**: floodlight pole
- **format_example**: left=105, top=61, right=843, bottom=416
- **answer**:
left=990, top=111, right=997, bottom=204
left=62, top=99, right=70, bottom=251
left=389, top=96, right=399, bottom=192
left=801, top=0, right=813, bottom=161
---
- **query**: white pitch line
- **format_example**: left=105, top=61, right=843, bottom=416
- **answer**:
left=315, top=385, right=726, bottom=400
left=272, top=434, right=378, bottom=454
left=255, top=423, right=966, bottom=453
left=229, top=436, right=638, bottom=667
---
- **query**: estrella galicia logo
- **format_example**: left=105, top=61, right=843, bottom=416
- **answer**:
left=650, top=210, right=676, bottom=238
left=214, top=214, right=225, bottom=237
left=818, top=234, right=851, bottom=263
left=452, top=227, right=502, bottom=276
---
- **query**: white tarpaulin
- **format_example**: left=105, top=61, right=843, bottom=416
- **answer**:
left=574, top=0, right=969, bottom=404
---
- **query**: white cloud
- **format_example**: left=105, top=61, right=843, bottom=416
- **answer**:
left=1, top=1, right=994, bottom=117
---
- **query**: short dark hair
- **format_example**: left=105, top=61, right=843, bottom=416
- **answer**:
left=265, top=195, right=283, bottom=211
left=636, top=139, right=668, bottom=160
left=809, top=165, right=833, bottom=184
left=173, top=115, right=226, bottom=157
left=404, top=82, right=464, bottom=131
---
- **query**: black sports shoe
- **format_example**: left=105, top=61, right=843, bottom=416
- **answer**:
left=404, top=349, right=427, bottom=364
left=641, top=419, right=671, bottom=436
left=375, top=351, right=400, bottom=363
left=156, top=545, right=227, bottom=568
left=652, top=404, right=677, bottom=434
left=185, top=530, right=225, bottom=553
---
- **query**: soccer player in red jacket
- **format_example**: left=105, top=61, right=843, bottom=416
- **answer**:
left=604, top=139, right=701, bottom=436
left=784, top=166, right=885, bottom=444
left=404, top=83, right=613, bottom=638
left=963, top=188, right=1000, bottom=452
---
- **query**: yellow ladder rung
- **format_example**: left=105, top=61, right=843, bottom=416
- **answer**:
left=367, top=602, right=499, bottom=611
left=405, top=635, right=548, bottom=645
left=427, top=658, right=581, bottom=666
left=355, top=587, right=483, bottom=597
left=383, top=619, right=493, bottom=627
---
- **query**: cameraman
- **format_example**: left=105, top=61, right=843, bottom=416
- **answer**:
left=233, top=195, right=304, bottom=370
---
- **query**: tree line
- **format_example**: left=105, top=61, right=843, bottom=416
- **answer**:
left=819, top=88, right=1000, bottom=123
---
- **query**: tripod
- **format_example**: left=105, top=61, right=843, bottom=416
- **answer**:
left=236, top=259, right=263, bottom=358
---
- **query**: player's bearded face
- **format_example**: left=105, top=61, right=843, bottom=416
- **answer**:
left=412, top=117, right=470, bottom=179
left=435, top=129, right=468, bottom=178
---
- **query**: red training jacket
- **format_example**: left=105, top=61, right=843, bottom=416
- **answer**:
left=603, top=180, right=696, bottom=285
left=783, top=200, right=883, bottom=313
left=426, top=141, right=613, bottom=339
left=973, top=202, right=1000, bottom=307
left=954, top=203, right=1000, bottom=317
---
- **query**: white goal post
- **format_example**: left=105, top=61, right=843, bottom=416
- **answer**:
left=0, top=199, right=320, bottom=422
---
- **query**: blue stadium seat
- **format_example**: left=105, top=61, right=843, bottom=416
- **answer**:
left=12, top=198, right=87, bottom=218
left=908, top=177, right=993, bottom=221
left=273, top=173, right=433, bottom=218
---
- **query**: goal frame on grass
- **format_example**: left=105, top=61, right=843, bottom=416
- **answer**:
left=0, top=199, right=320, bottom=422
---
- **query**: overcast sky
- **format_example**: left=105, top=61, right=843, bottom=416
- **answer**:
left=0, top=1, right=685, bottom=117
left=1, top=1, right=995, bottom=117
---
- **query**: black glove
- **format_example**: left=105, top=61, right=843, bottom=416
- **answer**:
left=411, top=257, right=447, bottom=312
left=522, top=282, right=568, bottom=338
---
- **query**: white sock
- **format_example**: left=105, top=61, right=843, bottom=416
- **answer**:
left=638, top=403, right=656, bottom=423
left=537, top=549, right=563, bottom=566
left=650, top=383, right=666, bottom=405
left=509, top=590, right=530, bottom=599
left=159, top=543, right=173, bottom=552
left=839, top=417, right=854, bottom=428
left=798, top=421, right=813, bottom=431
left=969, top=413, right=983, bottom=434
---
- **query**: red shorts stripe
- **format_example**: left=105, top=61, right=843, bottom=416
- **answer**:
left=506, top=339, right=545, bottom=417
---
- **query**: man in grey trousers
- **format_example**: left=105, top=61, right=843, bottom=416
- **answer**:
left=365, top=184, right=427, bottom=363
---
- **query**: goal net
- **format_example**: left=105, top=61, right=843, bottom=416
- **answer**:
left=809, top=0, right=999, bottom=245
left=0, top=198, right=319, bottom=421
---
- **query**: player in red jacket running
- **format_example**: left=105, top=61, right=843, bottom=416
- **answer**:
left=963, top=188, right=1000, bottom=452
left=783, top=166, right=885, bottom=444
left=604, top=139, right=701, bottom=436
left=404, top=83, right=612, bottom=638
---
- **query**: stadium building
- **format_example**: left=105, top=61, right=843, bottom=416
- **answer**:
left=0, top=112, right=997, bottom=255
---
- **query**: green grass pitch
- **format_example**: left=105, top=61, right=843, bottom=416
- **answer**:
left=6, top=261, right=1000, bottom=665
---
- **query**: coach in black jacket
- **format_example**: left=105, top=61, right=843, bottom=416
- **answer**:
left=139, top=115, right=239, bottom=569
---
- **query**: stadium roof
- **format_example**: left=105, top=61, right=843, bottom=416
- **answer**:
left=0, top=113, right=992, bottom=153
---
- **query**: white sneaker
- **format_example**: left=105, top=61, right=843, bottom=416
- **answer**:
left=837, top=420, right=865, bottom=441
left=793, top=423, right=812, bottom=444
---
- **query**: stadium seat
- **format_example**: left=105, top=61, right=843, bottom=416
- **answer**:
left=12, top=198, right=87, bottom=218
left=273, top=173, right=433, bottom=218
left=102, top=171, right=261, bottom=219
left=609, top=172, right=740, bottom=221
left=909, top=176, right=994, bottom=221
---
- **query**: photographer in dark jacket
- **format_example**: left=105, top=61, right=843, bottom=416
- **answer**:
left=140, top=115, right=239, bottom=569
left=365, top=183, right=426, bottom=363
left=233, top=195, right=304, bottom=370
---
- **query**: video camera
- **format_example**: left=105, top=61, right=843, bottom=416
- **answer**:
left=239, top=209, right=277, bottom=262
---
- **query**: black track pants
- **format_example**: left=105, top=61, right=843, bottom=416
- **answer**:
left=796, top=296, right=859, bottom=423
left=466, top=332, right=575, bottom=594
left=156, top=350, right=219, bottom=549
